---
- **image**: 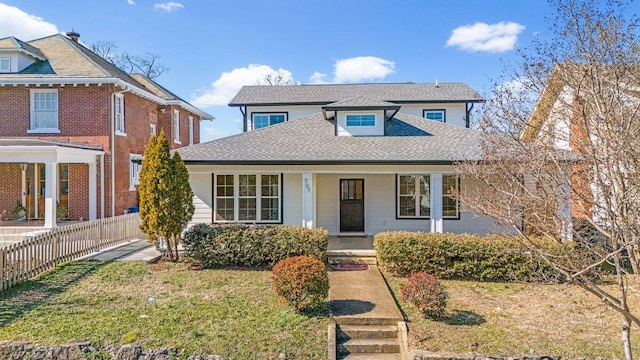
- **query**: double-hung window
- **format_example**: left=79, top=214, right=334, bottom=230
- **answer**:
left=215, top=174, right=281, bottom=223
left=397, top=174, right=459, bottom=218
left=398, top=175, right=430, bottom=218
left=346, top=114, right=376, bottom=127
left=173, top=110, right=180, bottom=143
left=188, top=116, right=194, bottom=145
left=252, top=113, right=286, bottom=130
left=423, top=109, right=445, bottom=122
left=114, top=94, right=125, bottom=134
left=30, top=89, right=59, bottom=132
left=129, top=154, right=142, bottom=190
left=0, top=57, right=10, bottom=72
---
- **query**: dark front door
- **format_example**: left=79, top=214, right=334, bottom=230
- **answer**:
left=340, top=179, right=364, bottom=232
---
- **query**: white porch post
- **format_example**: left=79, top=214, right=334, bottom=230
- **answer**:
left=43, top=162, right=58, bottom=228
left=302, top=172, right=315, bottom=229
left=88, top=161, right=97, bottom=220
left=430, top=173, right=443, bottom=233
left=20, top=165, right=26, bottom=208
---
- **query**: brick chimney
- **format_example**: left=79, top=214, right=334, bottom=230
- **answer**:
left=66, top=30, right=80, bottom=43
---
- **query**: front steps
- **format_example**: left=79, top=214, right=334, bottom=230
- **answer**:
left=327, top=250, right=377, bottom=265
left=336, top=320, right=402, bottom=360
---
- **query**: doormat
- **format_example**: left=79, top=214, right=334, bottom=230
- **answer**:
left=336, top=264, right=369, bottom=271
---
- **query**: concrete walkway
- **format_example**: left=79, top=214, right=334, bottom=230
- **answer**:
left=328, top=265, right=403, bottom=325
left=78, top=239, right=162, bottom=262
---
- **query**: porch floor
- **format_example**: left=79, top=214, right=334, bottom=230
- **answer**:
left=327, top=236, right=373, bottom=251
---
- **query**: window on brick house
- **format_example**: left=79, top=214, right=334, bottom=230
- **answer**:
left=173, top=110, right=180, bottom=143
left=130, top=154, right=142, bottom=190
left=150, top=124, right=157, bottom=136
left=114, top=94, right=125, bottom=134
left=189, top=116, right=194, bottom=145
left=29, top=89, right=59, bottom=133
left=0, top=57, right=10, bottom=72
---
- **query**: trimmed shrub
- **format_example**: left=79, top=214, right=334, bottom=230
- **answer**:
left=400, top=272, right=448, bottom=319
left=182, top=224, right=328, bottom=268
left=374, top=231, right=568, bottom=283
left=271, top=255, right=329, bottom=311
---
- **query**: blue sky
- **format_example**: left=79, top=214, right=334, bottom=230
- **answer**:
left=0, top=1, right=553, bottom=142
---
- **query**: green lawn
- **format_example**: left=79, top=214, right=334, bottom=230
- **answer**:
left=0, top=261, right=328, bottom=359
left=385, top=274, right=640, bottom=358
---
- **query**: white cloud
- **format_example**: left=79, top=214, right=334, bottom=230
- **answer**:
left=333, top=56, right=395, bottom=83
left=191, top=64, right=294, bottom=107
left=153, top=2, right=184, bottom=12
left=127, top=0, right=136, bottom=5
left=0, top=3, right=58, bottom=40
left=309, top=71, right=328, bottom=84
left=446, top=21, right=525, bottom=53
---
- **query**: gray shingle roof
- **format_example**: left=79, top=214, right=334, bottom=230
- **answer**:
left=0, top=36, right=46, bottom=60
left=322, top=97, right=401, bottom=110
left=177, top=112, right=484, bottom=164
left=229, top=83, right=485, bottom=106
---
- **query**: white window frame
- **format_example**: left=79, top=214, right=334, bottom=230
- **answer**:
left=0, top=57, right=10, bottom=72
left=173, top=109, right=181, bottom=144
left=114, top=94, right=125, bottom=135
left=188, top=116, right=194, bottom=145
left=150, top=123, right=157, bottom=136
left=423, top=109, right=446, bottom=122
left=251, top=113, right=287, bottom=130
left=129, top=154, right=143, bottom=191
left=214, top=173, right=282, bottom=223
left=397, top=174, right=431, bottom=218
left=346, top=114, right=376, bottom=127
left=442, top=175, right=460, bottom=219
left=28, top=89, right=60, bottom=133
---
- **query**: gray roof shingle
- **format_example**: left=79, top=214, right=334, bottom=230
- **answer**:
left=229, top=82, right=485, bottom=106
left=177, top=112, right=484, bottom=164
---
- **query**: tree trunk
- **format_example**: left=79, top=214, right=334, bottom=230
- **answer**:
left=622, top=316, right=634, bottom=360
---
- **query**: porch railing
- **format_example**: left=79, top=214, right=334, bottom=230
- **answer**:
left=0, top=213, right=145, bottom=292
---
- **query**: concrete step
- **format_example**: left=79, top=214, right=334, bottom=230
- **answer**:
left=338, top=325, right=398, bottom=340
left=338, top=338, right=399, bottom=354
left=339, top=353, right=401, bottom=360
left=327, top=255, right=377, bottom=265
left=333, top=316, right=402, bottom=326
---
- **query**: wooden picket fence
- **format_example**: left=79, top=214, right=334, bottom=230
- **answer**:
left=0, top=213, right=144, bottom=292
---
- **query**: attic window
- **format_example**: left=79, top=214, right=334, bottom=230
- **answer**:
left=423, top=109, right=445, bottom=122
left=346, top=114, right=375, bottom=127
left=0, top=57, right=10, bottom=72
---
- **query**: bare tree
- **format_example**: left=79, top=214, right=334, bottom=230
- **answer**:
left=258, top=72, right=291, bottom=86
left=458, top=0, right=640, bottom=358
left=91, top=41, right=169, bottom=80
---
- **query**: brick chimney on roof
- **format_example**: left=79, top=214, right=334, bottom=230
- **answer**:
left=66, top=30, right=80, bottom=43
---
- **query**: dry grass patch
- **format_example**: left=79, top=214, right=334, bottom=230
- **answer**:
left=386, top=274, right=640, bottom=358
left=0, top=261, right=328, bottom=359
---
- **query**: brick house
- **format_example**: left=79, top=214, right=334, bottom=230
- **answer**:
left=0, top=31, right=213, bottom=227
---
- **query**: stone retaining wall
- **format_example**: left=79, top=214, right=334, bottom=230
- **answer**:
left=412, top=350, right=561, bottom=360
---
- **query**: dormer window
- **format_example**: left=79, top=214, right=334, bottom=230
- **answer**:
left=0, top=57, right=10, bottom=72
left=346, top=114, right=376, bottom=127
left=424, top=109, right=445, bottom=122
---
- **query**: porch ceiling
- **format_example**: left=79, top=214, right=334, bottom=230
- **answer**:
left=0, top=138, right=103, bottom=163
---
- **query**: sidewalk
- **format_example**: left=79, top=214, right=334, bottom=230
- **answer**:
left=78, top=239, right=162, bottom=262
left=328, top=265, right=403, bottom=324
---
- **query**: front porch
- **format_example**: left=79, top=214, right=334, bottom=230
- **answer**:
left=327, top=235, right=377, bottom=265
left=0, top=139, right=105, bottom=228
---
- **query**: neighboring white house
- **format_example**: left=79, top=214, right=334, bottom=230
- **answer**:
left=178, top=82, right=507, bottom=236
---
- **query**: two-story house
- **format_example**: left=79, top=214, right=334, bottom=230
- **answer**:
left=0, top=31, right=213, bottom=227
left=178, top=82, right=506, bottom=236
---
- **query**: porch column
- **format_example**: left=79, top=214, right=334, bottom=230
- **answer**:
left=88, top=161, right=97, bottom=220
left=430, top=173, right=443, bottom=233
left=302, top=172, right=316, bottom=229
left=43, top=162, right=58, bottom=228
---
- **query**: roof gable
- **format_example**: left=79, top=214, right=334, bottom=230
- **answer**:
left=0, top=36, right=46, bottom=60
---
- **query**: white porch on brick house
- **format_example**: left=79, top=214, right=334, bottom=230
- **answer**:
left=187, top=164, right=503, bottom=236
left=0, top=139, right=104, bottom=228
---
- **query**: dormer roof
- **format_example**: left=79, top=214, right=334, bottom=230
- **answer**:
left=321, top=97, right=401, bottom=121
left=0, top=36, right=46, bottom=60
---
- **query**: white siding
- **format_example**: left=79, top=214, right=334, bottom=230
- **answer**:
left=282, top=173, right=303, bottom=225
left=188, top=172, right=213, bottom=226
left=400, top=103, right=468, bottom=127
left=247, top=105, right=320, bottom=130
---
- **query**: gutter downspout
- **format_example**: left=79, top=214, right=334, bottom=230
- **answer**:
left=111, top=86, right=130, bottom=217
left=466, top=102, right=474, bottom=128
left=240, top=106, right=247, bottom=132
left=100, top=153, right=105, bottom=218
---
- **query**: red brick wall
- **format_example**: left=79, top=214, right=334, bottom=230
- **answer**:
left=0, top=164, right=23, bottom=219
left=0, top=84, right=203, bottom=219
